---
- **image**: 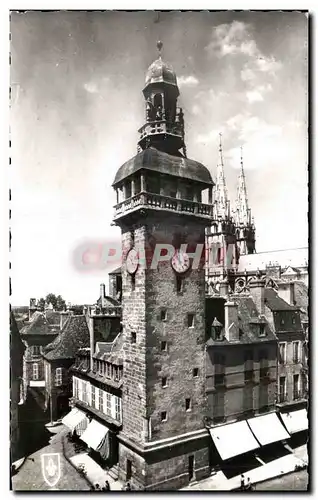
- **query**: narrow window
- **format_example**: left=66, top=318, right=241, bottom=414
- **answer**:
left=55, top=367, right=62, bottom=386
left=32, top=363, right=39, bottom=380
left=259, top=324, right=266, bottom=337
left=188, top=455, right=195, bottom=482
left=188, top=314, right=195, bottom=328
left=99, top=388, right=103, bottom=410
left=279, top=376, right=286, bottom=403
left=193, top=368, right=199, bottom=377
left=185, top=398, right=192, bottom=411
left=176, top=276, right=183, bottom=293
left=161, top=377, right=167, bottom=388
left=161, top=341, right=167, bottom=352
left=131, top=274, right=135, bottom=291
left=160, top=309, right=167, bottom=321
left=126, top=460, right=132, bottom=481
left=91, top=386, right=95, bottom=407
left=292, top=317, right=296, bottom=325
left=293, top=374, right=300, bottom=400
left=293, top=341, right=300, bottom=363
left=279, top=343, right=286, bottom=364
left=161, top=411, right=167, bottom=422
left=131, top=332, right=137, bottom=344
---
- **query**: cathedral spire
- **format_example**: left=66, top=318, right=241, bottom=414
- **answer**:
left=235, top=146, right=251, bottom=226
left=214, top=133, right=230, bottom=219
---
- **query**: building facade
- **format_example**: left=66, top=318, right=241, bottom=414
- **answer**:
left=10, top=312, right=25, bottom=463
left=20, top=306, right=60, bottom=403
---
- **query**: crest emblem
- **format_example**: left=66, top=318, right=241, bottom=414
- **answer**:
left=41, top=453, right=61, bottom=487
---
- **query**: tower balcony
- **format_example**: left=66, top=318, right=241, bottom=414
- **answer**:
left=113, top=191, right=213, bottom=221
left=138, top=119, right=183, bottom=141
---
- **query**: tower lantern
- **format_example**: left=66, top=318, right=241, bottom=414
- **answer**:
left=138, top=42, right=186, bottom=156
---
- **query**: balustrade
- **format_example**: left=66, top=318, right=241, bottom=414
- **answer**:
left=114, top=191, right=212, bottom=218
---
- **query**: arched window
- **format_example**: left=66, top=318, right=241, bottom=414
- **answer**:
left=154, top=93, right=163, bottom=108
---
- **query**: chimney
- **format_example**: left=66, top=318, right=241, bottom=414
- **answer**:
left=100, top=283, right=106, bottom=307
left=249, top=278, right=265, bottom=315
left=29, top=298, right=37, bottom=320
left=224, top=300, right=240, bottom=342
left=277, top=281, right=295, bottom=306
left=219, top=277, right=229, bottom=297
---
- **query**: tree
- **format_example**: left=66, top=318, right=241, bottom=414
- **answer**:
left=56, top=295, right=66, bottom=311
left=41, top=293, right=67, bottom=311
left=37, top=298, right=45, bottom=311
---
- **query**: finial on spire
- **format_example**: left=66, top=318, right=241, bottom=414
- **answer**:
left=219, top=132, right=224, bottom=167
left=157, top=40, right=163, bottom=58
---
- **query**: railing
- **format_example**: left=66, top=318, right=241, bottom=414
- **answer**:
left=114, top=192, right=213, bottom=218
left=89, top=305, right=122, bottom=317
left=138, top=117, right=184, bottom=140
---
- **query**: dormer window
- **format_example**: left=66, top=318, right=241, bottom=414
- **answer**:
left=259, top=324, right=266, bottom=337
left=211, top=317, right=223, bottom=341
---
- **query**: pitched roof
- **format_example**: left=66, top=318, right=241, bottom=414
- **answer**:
left=264, top=288, right=298, bottom=311
left=238, top=247, right=308, bottom=272
left=206, top=296, right=276, bottom=346
left=10, top=312, right=25, bottom=379
left=43, top=315, right=90, bottom=361
left=94, top=332, right=124, bottom=365
left=20, top=311, right=59, bottom=336
left=96, top=295, right=121, bottom=308
left=293, top=281, right=309, bottom=321
left=109, top=266, right=121, bottom=275
left=112, top=147, right=213, bottom=186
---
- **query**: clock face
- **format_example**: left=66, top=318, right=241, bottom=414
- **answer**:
left=171, top=249, right=191, bottom=274
left=126, top=248, right=139, bottom=275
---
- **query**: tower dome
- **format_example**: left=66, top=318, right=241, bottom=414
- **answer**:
left=145, top=57, right=178, bottom=87
left=145, top=40, right=178, bottom=87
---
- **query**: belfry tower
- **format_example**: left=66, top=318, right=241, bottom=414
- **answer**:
left=234, top=147, right=256, bottom=255
left=112, top=43, right=214, bottom=490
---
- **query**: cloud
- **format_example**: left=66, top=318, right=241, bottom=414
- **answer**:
left=206, top=21, right=258, bottom=58
left=246, top=83, right=272, bottom=103
left=83, top=77, right=110, bottom=94
left=246, top=90, right=263, bottom=103
left=196, top=127, right=224, bottom=145
left=84, top=82, right=98, bottom=94
left=178, top=75, right=199, bottom=87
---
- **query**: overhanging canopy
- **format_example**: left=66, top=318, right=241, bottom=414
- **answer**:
left=62, top=408, right=88, bottom=435
left=280, top=409, right=308, bottom=435
left=80, top=419, right=109, bottom=450
left=247, top=413, right=290, bottom=446
left=209, top=420, right=260, bottom=461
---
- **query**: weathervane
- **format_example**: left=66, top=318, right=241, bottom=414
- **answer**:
left=157, top=40, right=163, bottom=58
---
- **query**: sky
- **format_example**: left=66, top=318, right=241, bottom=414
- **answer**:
left=10, top=10, right=308, bottom=306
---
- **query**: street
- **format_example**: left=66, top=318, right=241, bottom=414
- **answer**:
left=255, top=469, right=309, bottom=491
left=11, top=424, right=91, bottom=491
left=12, top=392, right=90, bottom=491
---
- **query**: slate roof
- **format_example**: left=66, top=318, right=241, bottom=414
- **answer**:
left=112, top=147, right=213, bottom=186
left=206, top=297, right=276, bottom=346
left=20, top=311, right=59, bottom=336
left=238, top=247, right=308, bottom=272
left=96, top=295, right=121, bottom=308
left=109, top=266, right=121, bottom=275
left=293, top=281, right=309, bottom=321
left=43, top=315, right=90, bottom=361
left=94, top=332, right=124, bottom=365
left=10, top=312, right=25, bottom=379
left=264, top=287, right=299, bottom=311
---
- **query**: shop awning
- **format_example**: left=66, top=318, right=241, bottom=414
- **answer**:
left=247, top=412, right=290, bottom=446
left=280, top=409, right=308, bottom=435
left=62, top=408, right=88, bottom=434
left=80, top=419, right=109, bottom=451
left=209, top=420, right=260, bottom=461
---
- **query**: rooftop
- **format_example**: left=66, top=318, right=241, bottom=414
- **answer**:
left=43, top=315, right=90, bottom=361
